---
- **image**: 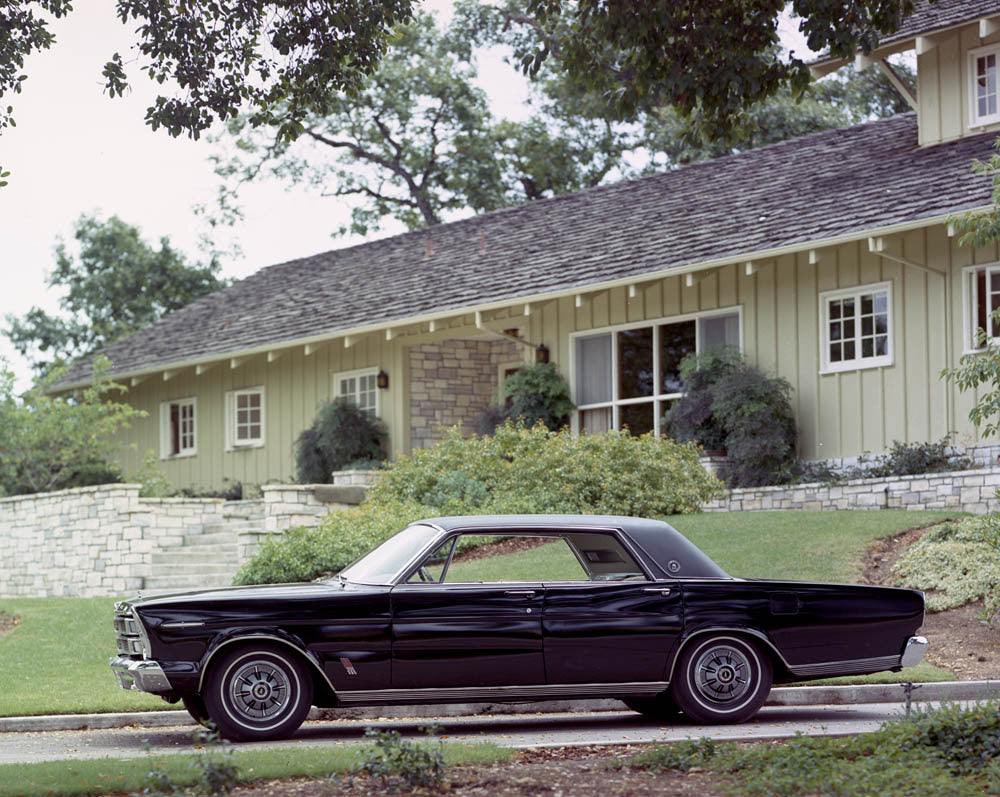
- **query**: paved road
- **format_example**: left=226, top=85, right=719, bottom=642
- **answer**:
left=0, top=702, right=941, bottom=765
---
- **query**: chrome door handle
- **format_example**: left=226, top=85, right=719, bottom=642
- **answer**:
left=504, top=590, right=536, bottom=598
left=644, top=587, right=672, bottom=597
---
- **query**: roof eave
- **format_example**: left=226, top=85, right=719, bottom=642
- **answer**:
left=52, top=208, right=982, bottom=393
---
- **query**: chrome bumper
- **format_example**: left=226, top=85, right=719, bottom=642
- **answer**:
left=110, top=655, right=173, bottom=694
left=900, top=635, right=929, bottom=668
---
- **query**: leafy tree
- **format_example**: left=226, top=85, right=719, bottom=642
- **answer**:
left=503, top=0, right=923, bottom=140
left=4, top=214, right=227, bottom=376
left=2, top=0, right=923, bottom=183
left=211, top=9, right=635, bottom=236
left=0, top=357, right=144, bottom=496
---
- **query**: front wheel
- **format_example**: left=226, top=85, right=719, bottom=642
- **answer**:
left=203, top=645, right=314, bottom=742
left=670, top=635, right=772, bottom=724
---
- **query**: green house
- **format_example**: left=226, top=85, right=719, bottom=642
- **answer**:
left=55, top=1, right=1000, bottom=493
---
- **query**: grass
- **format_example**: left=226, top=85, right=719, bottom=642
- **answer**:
left=666, top=509, right=960, bottom=582
left=0, top=510, right=960, bottom=717
left=0, top=597, right=165, bottom=717
left=629, top=700, right=1000, bottom=796
left=0, top=740, right=511, bottom=797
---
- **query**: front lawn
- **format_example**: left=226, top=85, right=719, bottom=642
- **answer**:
left=0, top=510, right=958, bottom=717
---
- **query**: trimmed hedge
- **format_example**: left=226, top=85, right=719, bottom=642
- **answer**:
left=234, top=423, right=723, bottom=585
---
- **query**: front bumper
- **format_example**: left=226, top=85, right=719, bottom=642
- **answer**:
left=901, top=635, right=929, bottom=668
left=110, top=655, right=173, bottom=694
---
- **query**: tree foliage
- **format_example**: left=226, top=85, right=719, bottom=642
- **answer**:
left=506, top=0, right=922, bottom=140
left=212, top=4, right=914, bottom=237
left=0, top=357, right=144, bottom=496
left=4, top=214, right=227, bottom=376
left=211, top=8, right=635, bottom=236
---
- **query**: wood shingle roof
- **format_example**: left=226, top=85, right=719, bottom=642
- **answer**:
left=58, top=112, right=996, bottom=387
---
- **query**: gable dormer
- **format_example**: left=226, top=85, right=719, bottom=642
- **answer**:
left=810, top=0, right=1000, bottom=146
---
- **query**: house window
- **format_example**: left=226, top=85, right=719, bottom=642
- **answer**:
left=160, top=397, right=197, bottom=458
left=819, top=282, right=893, bottom=373
left=970, top=45, right=1000, bottom=127
left=226, top=387, right=265, bottom=449
left=962, top=264, right=1000, bottom=351
left=572, top=309, right=741, bottom=436
left=335, top=368, right=379, bottom=419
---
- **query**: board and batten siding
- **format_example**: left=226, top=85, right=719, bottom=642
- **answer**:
left=115, top=334, right=405, bottom=493
left=918, top=20, right=1000, bottom=146
left=525, top=224, right=997, bottom=462
left=111, top=222, right=999, bottom=491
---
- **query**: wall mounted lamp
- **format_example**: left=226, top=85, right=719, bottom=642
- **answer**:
left=376, top=369, right=389, bottom=389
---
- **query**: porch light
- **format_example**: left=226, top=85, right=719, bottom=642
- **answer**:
left=376, top=370, right=389, bottom=389
left=535, top=344, right=550, bottom=364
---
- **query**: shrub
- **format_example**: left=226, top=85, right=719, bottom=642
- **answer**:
left=711, top=363, right=797, bottom=488
left=294, top=398, right=387, bottom=483
left=0, top=356, right=142, bottom=496
left=854, top=437, right=972, bottom=479
left=665, top=345, right=741, bottom=452
left=235, top=421, right=723, bottom=585
left=893, top=517, right=1000, bottom=611
left=353, top=727, right=446, bottom=792
left=501, top=363, right=574, bottom=431
left=665, top=346, right=797, bottom=487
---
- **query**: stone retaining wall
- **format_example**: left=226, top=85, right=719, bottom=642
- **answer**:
left=703, top=466, right=1000, bottom=514
left=0, top=471, right=378, bottom=598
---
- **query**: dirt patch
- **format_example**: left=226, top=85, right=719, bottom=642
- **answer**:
left=228, top=746, right=734, bottom=797
left=0, top=611, right=20, bottom=639
left=861, top=524, right=999, bottom=682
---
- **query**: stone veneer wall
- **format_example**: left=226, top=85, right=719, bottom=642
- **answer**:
left=702, top=466, right=1000, bottom=514
left=409, top=339, right=523, bottom=450
left=0, top=471, right=377, bottom=598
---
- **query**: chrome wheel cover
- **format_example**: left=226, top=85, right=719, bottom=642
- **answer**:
left=692, top=644, right=752, bottom=703
left=227, top=659, right=291, bottom=723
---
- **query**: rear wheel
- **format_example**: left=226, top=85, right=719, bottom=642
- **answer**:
left=203, top=645, right=313, bottom=742
left=670, top=635, right=772, bottom=724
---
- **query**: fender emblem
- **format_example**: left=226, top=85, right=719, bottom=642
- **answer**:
left=340, top=657, right=358, bottom=676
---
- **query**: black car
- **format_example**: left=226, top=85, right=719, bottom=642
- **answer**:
left=111, top=514, right=927, bottom=741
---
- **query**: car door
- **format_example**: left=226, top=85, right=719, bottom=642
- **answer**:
left=542, top=531, right=683, bottom=684
left=390, top=532, right=546, bottom=689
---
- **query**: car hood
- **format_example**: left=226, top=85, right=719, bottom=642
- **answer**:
left=121, top=580, right=382, bottom=611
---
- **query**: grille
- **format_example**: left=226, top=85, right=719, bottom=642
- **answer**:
left=114, top=605, right=145, bottom=657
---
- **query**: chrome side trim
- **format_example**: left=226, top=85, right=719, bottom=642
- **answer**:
left=162, top=621, right=207, bottom=629
left=901, top=635, right=929, bottom=668
left=787, top=654, right=900, bottom=678
left=335, top=681, right=669, bottom=705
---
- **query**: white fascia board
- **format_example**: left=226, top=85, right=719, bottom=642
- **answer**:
left=56, top=209, right=988, bottom=391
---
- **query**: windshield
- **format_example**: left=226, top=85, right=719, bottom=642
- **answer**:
left=338, top=523, right=441, bottom=585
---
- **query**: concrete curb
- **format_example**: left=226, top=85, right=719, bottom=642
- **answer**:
left=2, top=680, right=997, bottom=734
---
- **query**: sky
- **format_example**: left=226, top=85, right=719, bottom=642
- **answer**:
left=0, top=2, right=814, bottom=392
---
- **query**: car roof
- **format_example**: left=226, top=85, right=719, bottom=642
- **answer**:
left=418, top=514, right=729, bottom=580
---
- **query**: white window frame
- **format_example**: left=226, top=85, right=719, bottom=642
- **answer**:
left=226, top=386, right=265, bottom=450
left=969, top=44, right=1000, bottom=128
left=159, top=397, right=197, bottom=459
left=568, top=306, right=743, bottom=436
left=333, top=367, right=381, bottom=419
left=961, top=262, right=1000, bottom=353
left=818, top=281, right=894, bottom=374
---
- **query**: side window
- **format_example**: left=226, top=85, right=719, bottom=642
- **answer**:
left=226, top=387, right=265, bottom=449
left=819, top=282, right=893, bottom=373
left=970, top=45, right=1000, bottom=128
left=334, top=369, right=379, bottom=419
left=406, top=533, right=647, bottom=583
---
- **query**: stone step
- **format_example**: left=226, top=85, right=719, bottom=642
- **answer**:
left=143, top=572, right=237, bottom=592
left=178, top=530, right=239, bottom=547
left=150, top=554, right=239, bottom=569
